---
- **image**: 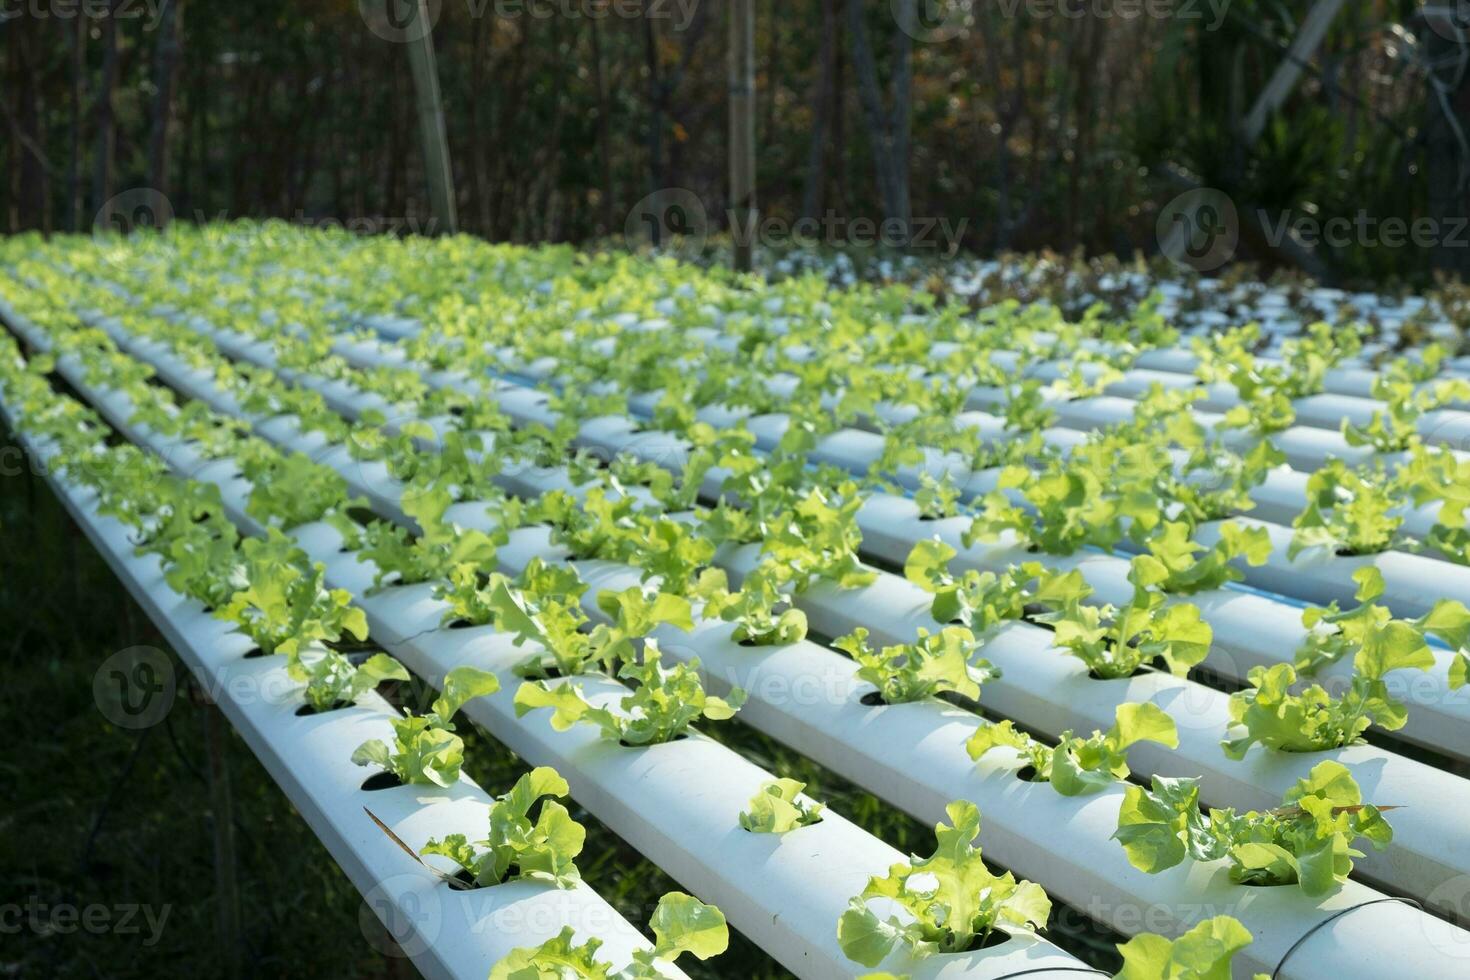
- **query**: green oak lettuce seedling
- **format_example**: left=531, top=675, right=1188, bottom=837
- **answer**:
left=834, top=626, right=998, bottom=704
left=217, top=530, right=369, bottom=658
left=514, top=641, right=745, bottom=746
left=421, top=767, right=585, bottom=888
left=1114, top=915, right=1265, bottom=980
left=1114, top=760, right=1392, bottom=896
left=903, top=539, right=1089, bottom=632
left=290, top=651, right=410, bottom=714
left=1039, top=587, right=1212, bottom=679
left=966, top=702, right=1179, bottom=795
left=838, top=801, right=1050, bottom=967
left=351, top=666, right=500, bottom=787
left=488, top=891, right=728, bottom=979
left=739, top=778, right=825, bottom=833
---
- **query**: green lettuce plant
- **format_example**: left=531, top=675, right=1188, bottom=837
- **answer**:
left=513, top=641, right=744, bottom=746
left=290, top=650, right=409, bottom=713
left=351, top=666, right=501, bottom=787
left=217, top=531, right=369, bottom=658
left=738, top=778, right=825, bottom=833
left=1114, top=760, right=1392, bottom=896
left=488, top=891, right=729, bottom=979
left=965, top=702, right=1179, bottom=795
left=1290, top=461, right=1405, bottom=558
left=421, top=767, right=585, bottom=888
left=1039, top=588, right=1212, bottom=679
left=838, top=801, right=1050, bottom=968
left=833, top=626, right=998, bottom=704
left=903, top=539, right=1090, bottom=632
left=1113, top=915, right=1263, bottom=980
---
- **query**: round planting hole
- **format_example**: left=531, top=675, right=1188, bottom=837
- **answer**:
left=295, top=700, right=350, bottom=717
left=859, top=691, right=887, bottom=707
left=1087, top=666, right=1149, bottom=681
left=618, top=733, right=688, bottom=749
left=361, top=771, right=404, bottom=792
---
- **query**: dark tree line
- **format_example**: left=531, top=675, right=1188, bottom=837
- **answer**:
left=2, top=0, right=1467, bottom=284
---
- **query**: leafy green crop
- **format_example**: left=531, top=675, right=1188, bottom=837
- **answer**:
left=1114, top=915, right=1263, bottom=980
left=738, top=778, right=825, bottom=833
left=1130, top=521, right=1272, bottom=595
left=903, top=539, right=1088, bottom=632
left=1039, top=588, right=1212, bottom=679
left=488, top=891, right=729, bottom=979
left=1224, top=622, right=1433, bottom=759
left=837, top=801, right=1050, bottom=967
left=966, top=702, right=1178, bottom=795
left=1114, top=760, right=1392, bottom=896
left=514, top=641, right=744, bottom=745
left=700, top=566, right=808, bottom=646
left=421, top=767, right=585, bottom=888
left=290, top=651, right=409, bottom=714
left=356, top=485, right=502, bottom=591
left=834, top=626, right=998, bottom=704
left=217, top=530, right=369, bottom=658
left=351, top=666, right=500, bottom=786
left=1290, top=461, right=1405, bottom=558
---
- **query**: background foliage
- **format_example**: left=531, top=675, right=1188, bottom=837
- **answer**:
left=2, top=0, right=1467, bottom=285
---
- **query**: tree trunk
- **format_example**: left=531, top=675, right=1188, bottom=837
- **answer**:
left=591, top=16, right=615, bottom=236
left=67, top=13, right=86, bottom=231
left=845, top=0, right=911, bottom=242
left=643, top=13, right=665, bottom=245
left=93, top=0, right=122, bottom=218
left=801, top=0, right=838, bottom=222
left=729, top=0, right=756, bottom=270
left=148, top=0, right=185, bottom=204
left=1423, top=16, right=1470, bottom=281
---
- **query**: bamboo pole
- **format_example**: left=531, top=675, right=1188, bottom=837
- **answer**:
left=729, top=0, right=756, bottom=271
